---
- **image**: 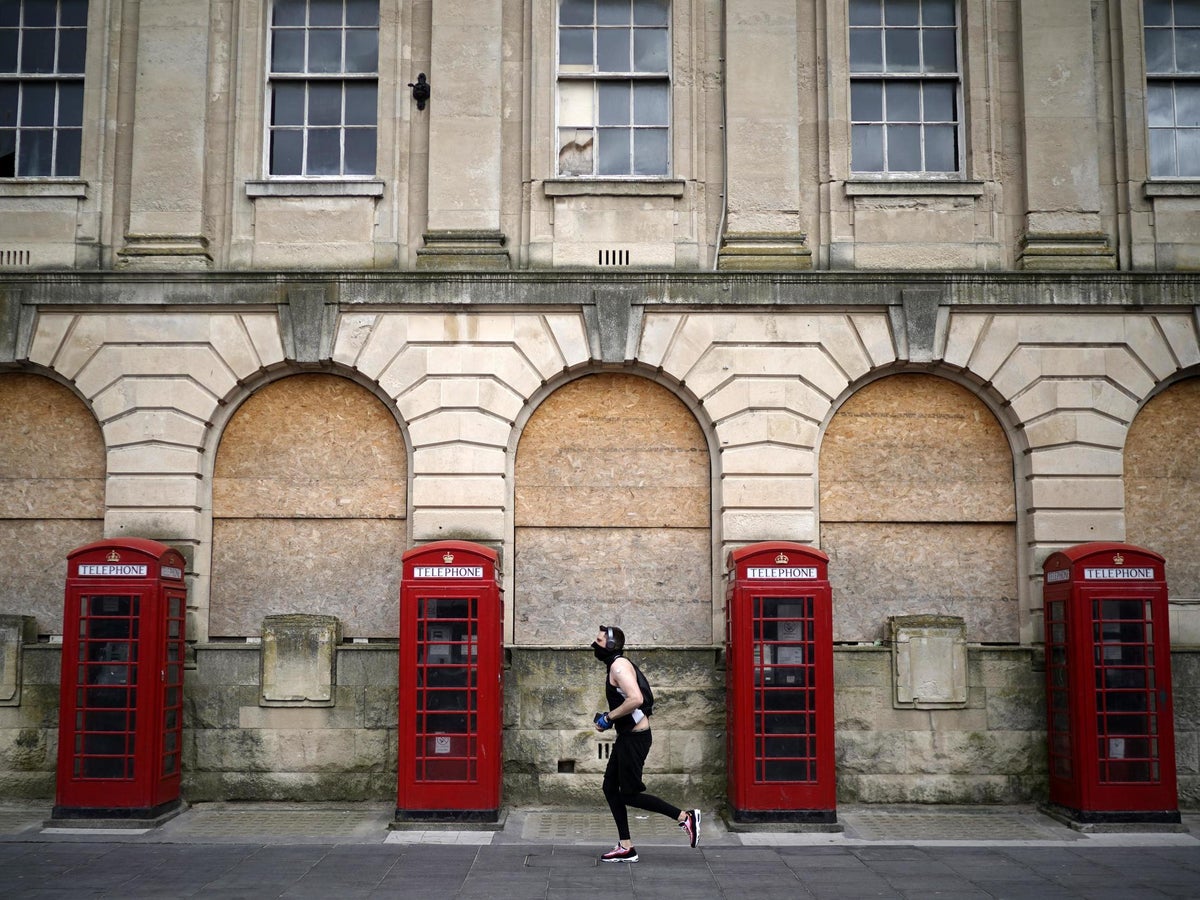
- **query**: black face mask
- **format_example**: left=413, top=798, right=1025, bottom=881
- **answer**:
left=591, top=641, right=621, bottom=666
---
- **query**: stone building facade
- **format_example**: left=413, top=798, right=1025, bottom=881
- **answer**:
left=0, top=0, right=1198, bottom=810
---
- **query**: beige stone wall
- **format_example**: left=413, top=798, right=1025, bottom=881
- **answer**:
left=513, top=374, right=711, bottom=645
left=210, top=375, right=407, bottom=638
left=0, top=375, right=105, bottom=634
left=1125, top=378, right=1200, bottom=599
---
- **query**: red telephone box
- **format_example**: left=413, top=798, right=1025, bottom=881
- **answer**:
left=54, top=538, right=187, bottom=820
left=725, top=542, right=835, bottom=822
left=1043, top=542, right=1179, bottom=824
left=397, top=540, right=503, bottom=821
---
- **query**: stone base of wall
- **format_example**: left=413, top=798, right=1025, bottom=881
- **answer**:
left=2, top=642, right=1195, bottom=809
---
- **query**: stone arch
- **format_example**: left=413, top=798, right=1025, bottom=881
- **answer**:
left=818, top=373, right=1019, bottom=642
left=0, top=372, right=105, bottom=634
left=1125, top=376, right=1200, bottom=598
left=209, top=373, right=408, bottom=638
left=513, top=372, right=712, bottom=645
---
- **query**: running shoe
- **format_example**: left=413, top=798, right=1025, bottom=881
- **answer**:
left=680, top=809, right=702, bottom=848
left=600, top=844, right=639, bottom=863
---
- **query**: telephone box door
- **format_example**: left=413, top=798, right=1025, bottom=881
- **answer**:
left=398, top=541, right=502, bottom=821
left=1043, top=542, right=1179, bottom=822
left=726, top=542, right=835, bottom=822
left=55, top=538, right=186, bottom=818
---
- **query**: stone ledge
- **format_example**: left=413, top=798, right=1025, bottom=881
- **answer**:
left=543, top=178, right=686, bottom=197
left=0, top=179, right=88, bottom=198
left=845, top=179, right=986, bottom=197
left=1144, top=180, right=1200, bottom=198
left=245, top=180, right=385, bottom=198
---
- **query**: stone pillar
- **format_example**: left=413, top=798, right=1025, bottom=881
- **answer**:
left=717, top=0, right=812, bottom=270
left=117, top=0, right=212, bottom=269
left=416, top=0, right=509, bottom=269
left=1016, top=0, right=1115, bottom=269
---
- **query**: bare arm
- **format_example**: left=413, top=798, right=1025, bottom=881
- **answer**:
left=607, top=658, right=643, bottom=720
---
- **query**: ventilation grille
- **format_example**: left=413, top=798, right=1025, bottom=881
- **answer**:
left=598, top=249, right=630, bottom=266
left=0, top=249, right=31, bottom=267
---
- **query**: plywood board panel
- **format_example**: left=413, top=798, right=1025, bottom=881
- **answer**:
left=0, top=519, right=105, bottom=634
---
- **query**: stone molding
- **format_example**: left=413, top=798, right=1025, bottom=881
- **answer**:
left=416, top=230, right=511, bottom=271
left=717, top=232, right=814, bottom=271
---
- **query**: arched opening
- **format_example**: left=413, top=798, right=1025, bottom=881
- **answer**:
left=513, top=372, right=711, bottom=645
left=819, top=373, right=1018, bottom=642
left=209, top=374, right=408, bottom=637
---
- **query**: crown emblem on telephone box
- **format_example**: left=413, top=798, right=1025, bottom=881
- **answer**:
left=106, top=550, right=121, bottom=563
left=443, top=552, right=455, bottom=564
left=1113, top=553, right=1124, bottom=566
left=775, top=552, right=789, bottom=565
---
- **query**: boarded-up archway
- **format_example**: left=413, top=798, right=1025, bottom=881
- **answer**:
left=0, top=374, right=105, bottom=634
left=820, top=374, right=1018, bottom=642
left=1125, top=378, right=1200, bottom=598
left=514, top=373, right=711, bottom=645
left=210, top=375, right=407, bottom=637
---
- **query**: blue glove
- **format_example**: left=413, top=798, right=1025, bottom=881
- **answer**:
left=594, top=712, right=613, bottom=731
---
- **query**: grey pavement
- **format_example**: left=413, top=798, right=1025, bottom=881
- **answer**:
left=0, top=801, right=1197, bottom=898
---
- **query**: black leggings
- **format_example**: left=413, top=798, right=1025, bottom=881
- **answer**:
left=602, top=730, right=682, bottom=841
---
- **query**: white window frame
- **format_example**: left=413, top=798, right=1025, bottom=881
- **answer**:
left=555, top=0, right=672, bottom=179
left=1144, top=0, right=1200, bottom=179
left=264, top=0, right=380, bottom=179
left=0, top=0, right=87, bottom=179
left=848, top=0, right=964, bottom=178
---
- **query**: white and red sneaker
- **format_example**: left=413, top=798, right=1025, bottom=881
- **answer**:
left=600, top=844, right=639, bottom=863
left=680, top=809, right=701, bottom=848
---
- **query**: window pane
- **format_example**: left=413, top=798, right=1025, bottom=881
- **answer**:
left=1172, top=84, right=1200, bottom=129
left=924, top=123, right=957, bottom=170
left=1179, top=128, right=1200, bottom=175
left=25, top=3, right=55, bottom=28
left=346, top=0, right=378, bottom=27
left=58, top=28, right=87, bottom=74
left=850, top=28, right=883, bottom=72
left=885, top=28, right=920, bottom=72
left=17, top=127, right=51, bottom=174
left=598, top=1, right=630, bottom=25
left=1178, top=29, right=1200, bottom=71
left=560, top=0, right=593, bottom=26
left=852, top=122, right=885, bottom=171
left=923, top=28, right=956, bottom=72
left=633, top=80, right=668, bottom=124
left=308, top=28, right=342, bottom=73
left=0, top=3, right=17, bottom=27
left=274, top=0, right=306, bottom=27
left=345, top=30, right=377, bottom=73
left=852, top=80, right=883, bottom=120
left=0, top=81, right=14, bottom=126
left=21, top=82, right=53, bottom=125
left=308, top=81, right=342, bottom=125
left=0, top=32, right=15, bottom=73
left=597, top=125, right=630, bottom=174
left=597, top=27, right=629, bottom=71
left=598, top=80, right=628, bottom=124
left=560, top=28, right=593, bottom=67
left=273, top=30, right=305, bottom=72
left=887, top=81, right=920, bottom=121
left=344, top=81, right=376, bottom=125
left=306, top=126, right=341, bottom=174
left=634, top=27, right=667, bottom=72
left=56, top=126, right=81, bottom=175
left=558, top=127, right=594, bottom=175
left=633, top=127, right=667, bottom=175
left=1148, top=127, right=1176, bottom=176
left=58, top=81, right=83, bottom=126
left=0, top=128, right=12, bottom=175
left=634, top=0, right=669, bottom=27
left=849, top=0, right=881, bottom=26
left=885, top=0, right=919, bottom=26
left=310, top=0, right=343, bottom=27
left=21, top=29, right=54, bottom=73
left=1143, top=0, right=1172, bottom=28
left=887, top=123, right=922, bottom=170
left=558, top=79, right=594, bottom=125
left=273, top=82, right=305, bottom=125
left=1145, top=30, right=1174, bottom=73
left=923, top=0, right=955, bottom=27
left=1180, top=4, right=1200, bottom=26
left=1147, top=83, right=1175, bottom=125
left=344, top=126, right=375, bottom=174
left=923, top=81, right=956, bottom=121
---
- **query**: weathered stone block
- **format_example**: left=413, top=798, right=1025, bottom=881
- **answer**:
left=261, top=614, right=341, bottom=707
